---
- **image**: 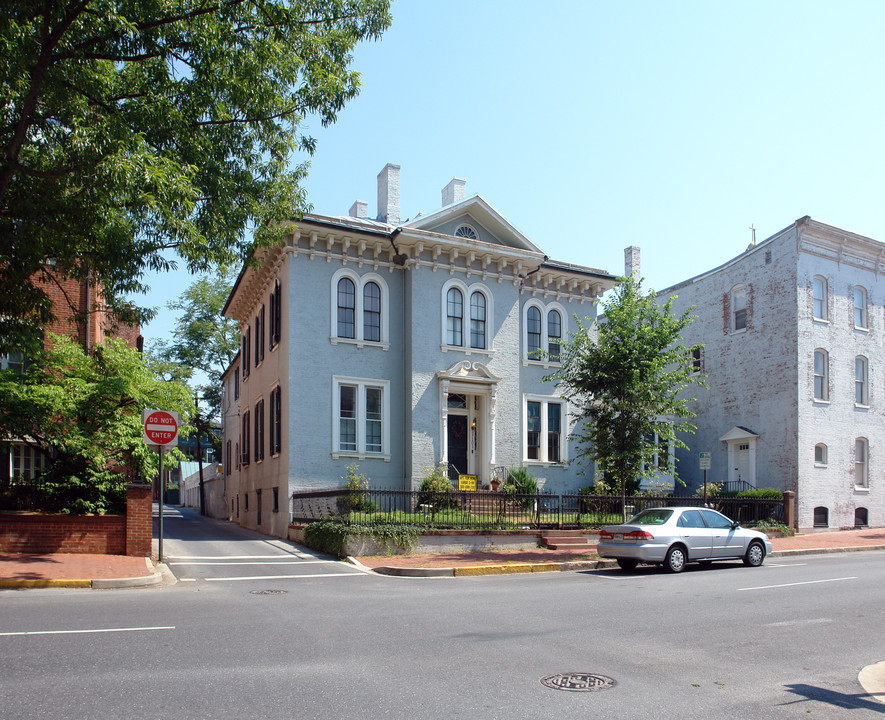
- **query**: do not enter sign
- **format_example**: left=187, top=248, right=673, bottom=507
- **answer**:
left=143, top=409, right=180, bottom=447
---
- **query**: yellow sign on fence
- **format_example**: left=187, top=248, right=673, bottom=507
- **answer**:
left=458, top=474, right=478, bottom=491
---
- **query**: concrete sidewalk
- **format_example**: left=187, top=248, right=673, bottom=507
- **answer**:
left=0, top=553, right=164, bottom=589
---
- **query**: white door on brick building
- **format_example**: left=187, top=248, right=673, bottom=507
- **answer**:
left=720, top=426, right=759, bottom=489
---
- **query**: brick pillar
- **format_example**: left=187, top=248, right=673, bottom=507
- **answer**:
left=783, top=491, right=796, bottom=531
left=126, top=483, right=153, bottom=557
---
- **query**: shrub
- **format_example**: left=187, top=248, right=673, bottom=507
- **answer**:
left=336, top=463, right=376, bottom=514
left=303, top=519, right=419, bottom=558
left=502, top=466, right=538, bottom=509
left=417, top=464, right=458, bottom=510
left=736, top=488, right=783, bottom=499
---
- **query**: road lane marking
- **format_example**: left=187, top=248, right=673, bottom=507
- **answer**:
left=204, top=572, right=364, bottom=581
left=166, top=555, right=334, bottom=561
left=765, top=618, right=833, bottom=627
left=765, top=562, right=807, bottom=567
left=0, top=626, right=175, bottom=637
left=738, top=576, right=857, bottom=591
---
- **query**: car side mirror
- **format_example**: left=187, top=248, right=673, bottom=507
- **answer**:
left=732, top=520, right=741, bottom=529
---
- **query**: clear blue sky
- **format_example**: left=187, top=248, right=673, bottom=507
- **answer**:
left=138, top=0, right=885, bottom=347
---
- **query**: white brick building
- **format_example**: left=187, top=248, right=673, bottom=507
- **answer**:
left=659, top=217, right=885, bottom=531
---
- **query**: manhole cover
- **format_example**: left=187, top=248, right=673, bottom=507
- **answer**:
left=540, top=673, right=617, bottom=692
left=250, top=589, right=287, bottom=595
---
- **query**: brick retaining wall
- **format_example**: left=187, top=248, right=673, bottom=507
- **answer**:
left=0, top=513, right=126, bottom=554
left=0, top=483, right=153, bottom=556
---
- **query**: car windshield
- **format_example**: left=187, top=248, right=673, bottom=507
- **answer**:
left=628, top=509, right=673, bottom=525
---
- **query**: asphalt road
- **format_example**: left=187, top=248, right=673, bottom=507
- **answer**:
left=1, top=510, right=883, bottom=720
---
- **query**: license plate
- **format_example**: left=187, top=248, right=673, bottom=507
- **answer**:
left=614, top=533, right=623, bottom=541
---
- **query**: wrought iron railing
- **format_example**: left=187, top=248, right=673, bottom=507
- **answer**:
left=290, top=488, right=785, bottom=530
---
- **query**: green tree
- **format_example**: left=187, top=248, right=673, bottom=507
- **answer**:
left=0, top=0, right=391, bottom=353
left=0, top=334, right=193, bottom=513
left=546, top=275, right=705, bottom=517
left=151, top=271, right=239, bottom=424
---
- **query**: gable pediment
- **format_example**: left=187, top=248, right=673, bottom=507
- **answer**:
left=407, top=195, right=542, bottom=253
left=719, top=426, right=759, bottom=442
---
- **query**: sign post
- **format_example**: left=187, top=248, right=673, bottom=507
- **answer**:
left=699, top=452, right=712, bottom=504
left=143, top=410, right=180, bottom=562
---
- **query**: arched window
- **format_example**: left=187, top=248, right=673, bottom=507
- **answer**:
left=855, top=438, right=869, bottom=488
left=813, top=349, right=828, bottom=401
left=337, top=277, right=355, bottom=339
left=331, top=271, right=389, bottom=346
left=855, top=355, right=869, bottom=405
left=363, top=282, right=381, bottom=343
left=814, top=443, right=827, bottom=466
left=812, top=276, right=827, bottom=320
left=469, top=292, right=486, bottom=349
left=813, top=506, right=829, bottom=528
left=527, top=306, right=542, bottom=358
left=855, top=507, right=869, bottom=527
left=854, top=286, right=867, bottom=328
left=447, top=287, right=463, bottom=346
left=547, top=309, right=562, bottom=361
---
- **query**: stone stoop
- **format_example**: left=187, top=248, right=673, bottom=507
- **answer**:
left=540, top=530, right=594, bottom=551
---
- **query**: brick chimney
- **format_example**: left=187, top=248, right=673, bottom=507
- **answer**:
left=377, top=163, right=400, bottom=226
left=624, top=246, right=641, bottom=280
left=441, top=177, right=466, bottom=207
left=349, top=200, right=368, bottom=219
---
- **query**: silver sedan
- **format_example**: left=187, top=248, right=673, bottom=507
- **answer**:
left=597, top=506, right=773, bottom=572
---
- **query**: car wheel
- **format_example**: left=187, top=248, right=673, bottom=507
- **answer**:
left=743, top=541, right=765, bottom=567
left=665, top=545, right=687, bottom=573
left=617, top=559, right=638, bottom=571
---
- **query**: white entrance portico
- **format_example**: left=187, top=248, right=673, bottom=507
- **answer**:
left=436, top=361, right=501, bottom=484
left=719, top=426, right=759, bottom=488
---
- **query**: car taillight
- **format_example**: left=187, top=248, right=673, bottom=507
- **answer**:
left=599, top=530, right=614, bottom=540
left=624, top=530, right=654, bottom=541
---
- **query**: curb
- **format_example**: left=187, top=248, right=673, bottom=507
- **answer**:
left=359, top=545, right=885, bottom=578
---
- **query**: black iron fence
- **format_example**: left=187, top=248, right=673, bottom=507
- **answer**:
left=291, top=488, right=785, bottom=530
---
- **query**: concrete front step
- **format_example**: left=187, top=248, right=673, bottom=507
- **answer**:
left=545, top=542, right=596, bottom=551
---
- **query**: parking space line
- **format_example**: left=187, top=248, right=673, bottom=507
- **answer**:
left=168, top=560, right=338, bottom=566
left=0, top=626, right=175, bottom=637
left=738, top=576, right=857, bottom=591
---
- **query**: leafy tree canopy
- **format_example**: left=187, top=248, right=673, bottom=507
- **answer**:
left=0, top=334, right=193, bottom=513
left=546, top=275, right=706, bottom=505
left=0, top=0, right=391, bottom=353
left=151, top=270, right=239, bottom=425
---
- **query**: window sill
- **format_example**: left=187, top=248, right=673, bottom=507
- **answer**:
left=814, top=462, right=828, bottom=469
left=330, top=337, right=390, bottom=351
left=439, top=344, right=495, bottom=357
left=855, top=403, right=870, bottom=411
left=812, top=399, right=830, bottom=406
left=332, top=451, right=391, bottom=462
left=522, top=359, right=562, bottom=369
left=812, top=317, right=830, bottom=325
left=854, top=486, right=870, bottom=493
left=854, top=326, right=870, bottom=334
left=523, top=460, right=566, bottom=468
left=730, top=328, right=747, bottom=336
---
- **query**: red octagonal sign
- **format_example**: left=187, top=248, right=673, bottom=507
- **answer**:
left=143, top=410, right=179, bottom=447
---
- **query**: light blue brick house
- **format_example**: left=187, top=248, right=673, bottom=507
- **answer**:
left=221, top=164, right=619, bottom=537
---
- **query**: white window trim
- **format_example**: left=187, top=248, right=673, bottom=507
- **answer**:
left=440, top=279, right=494, bottom=353
left=522, top=300, right=566, bottom=367
left=330, top=269, right=390, bottom=350
left=814, top=443, right=828, bottom=468
left=522, top=394, right=567, bottom=465
left=813, top=348, right=829, bottom=403
left=812, top=275, right=828, bottom=322
left=331, top=376, right=391, bottom=461
left=854, top=437, right=869, bottom=489
left=730, top=284, right=748, bottom=334
left=855, top=355, right=870, bottom=408
left=853, top=286, right=868, bottom=330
